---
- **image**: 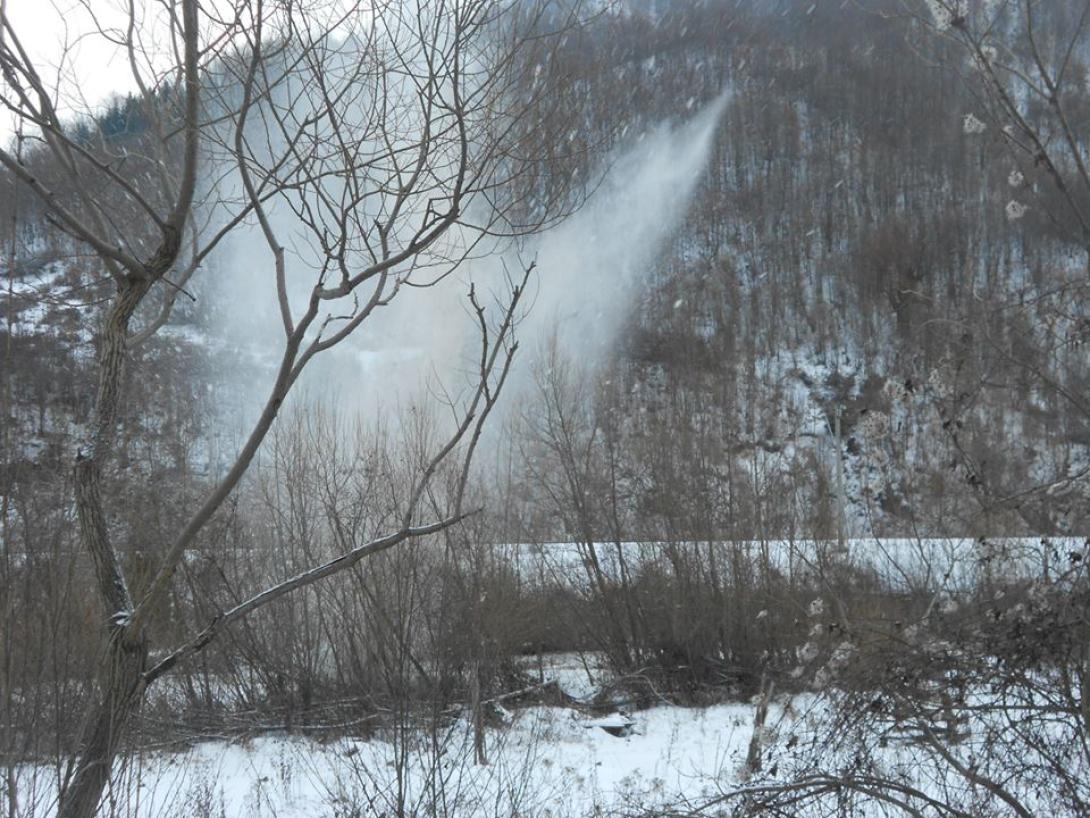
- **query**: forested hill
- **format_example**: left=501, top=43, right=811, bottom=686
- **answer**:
left=502, top=0, right=1090, bottom=542
left=5, top=0, right=1090, bottom=545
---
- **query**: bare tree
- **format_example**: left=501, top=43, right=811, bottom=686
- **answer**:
left=0, top=0, right=582, bottom=815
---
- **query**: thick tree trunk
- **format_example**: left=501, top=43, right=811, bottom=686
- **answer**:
left=75, top=280, right=146, bottom=618
left=61, top=280, right=149, bottom=818
left=58, top=638, right=147, bottom=818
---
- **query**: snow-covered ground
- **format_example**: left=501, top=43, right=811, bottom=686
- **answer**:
left=11, top=650, right=1085, bottom=817
left=15, top=701, right=784, bottom=818
left=12, top=654, right=782, bottom=817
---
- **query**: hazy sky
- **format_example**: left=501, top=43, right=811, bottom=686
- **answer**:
left=1, top=1, right=365, bottom=144
left=1, top=1, right=152, bottom=143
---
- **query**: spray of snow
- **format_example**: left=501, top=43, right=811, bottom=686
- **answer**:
left=205, top=93, right=727, bottom=425
left=515, top=93, right=728, bottom=364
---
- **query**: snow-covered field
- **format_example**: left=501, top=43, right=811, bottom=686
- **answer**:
left=51, top=703, right=766, bottom=818
left=16, top=655, right=783, bottom=818
left=15, top=651, right=1080, bottom=818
